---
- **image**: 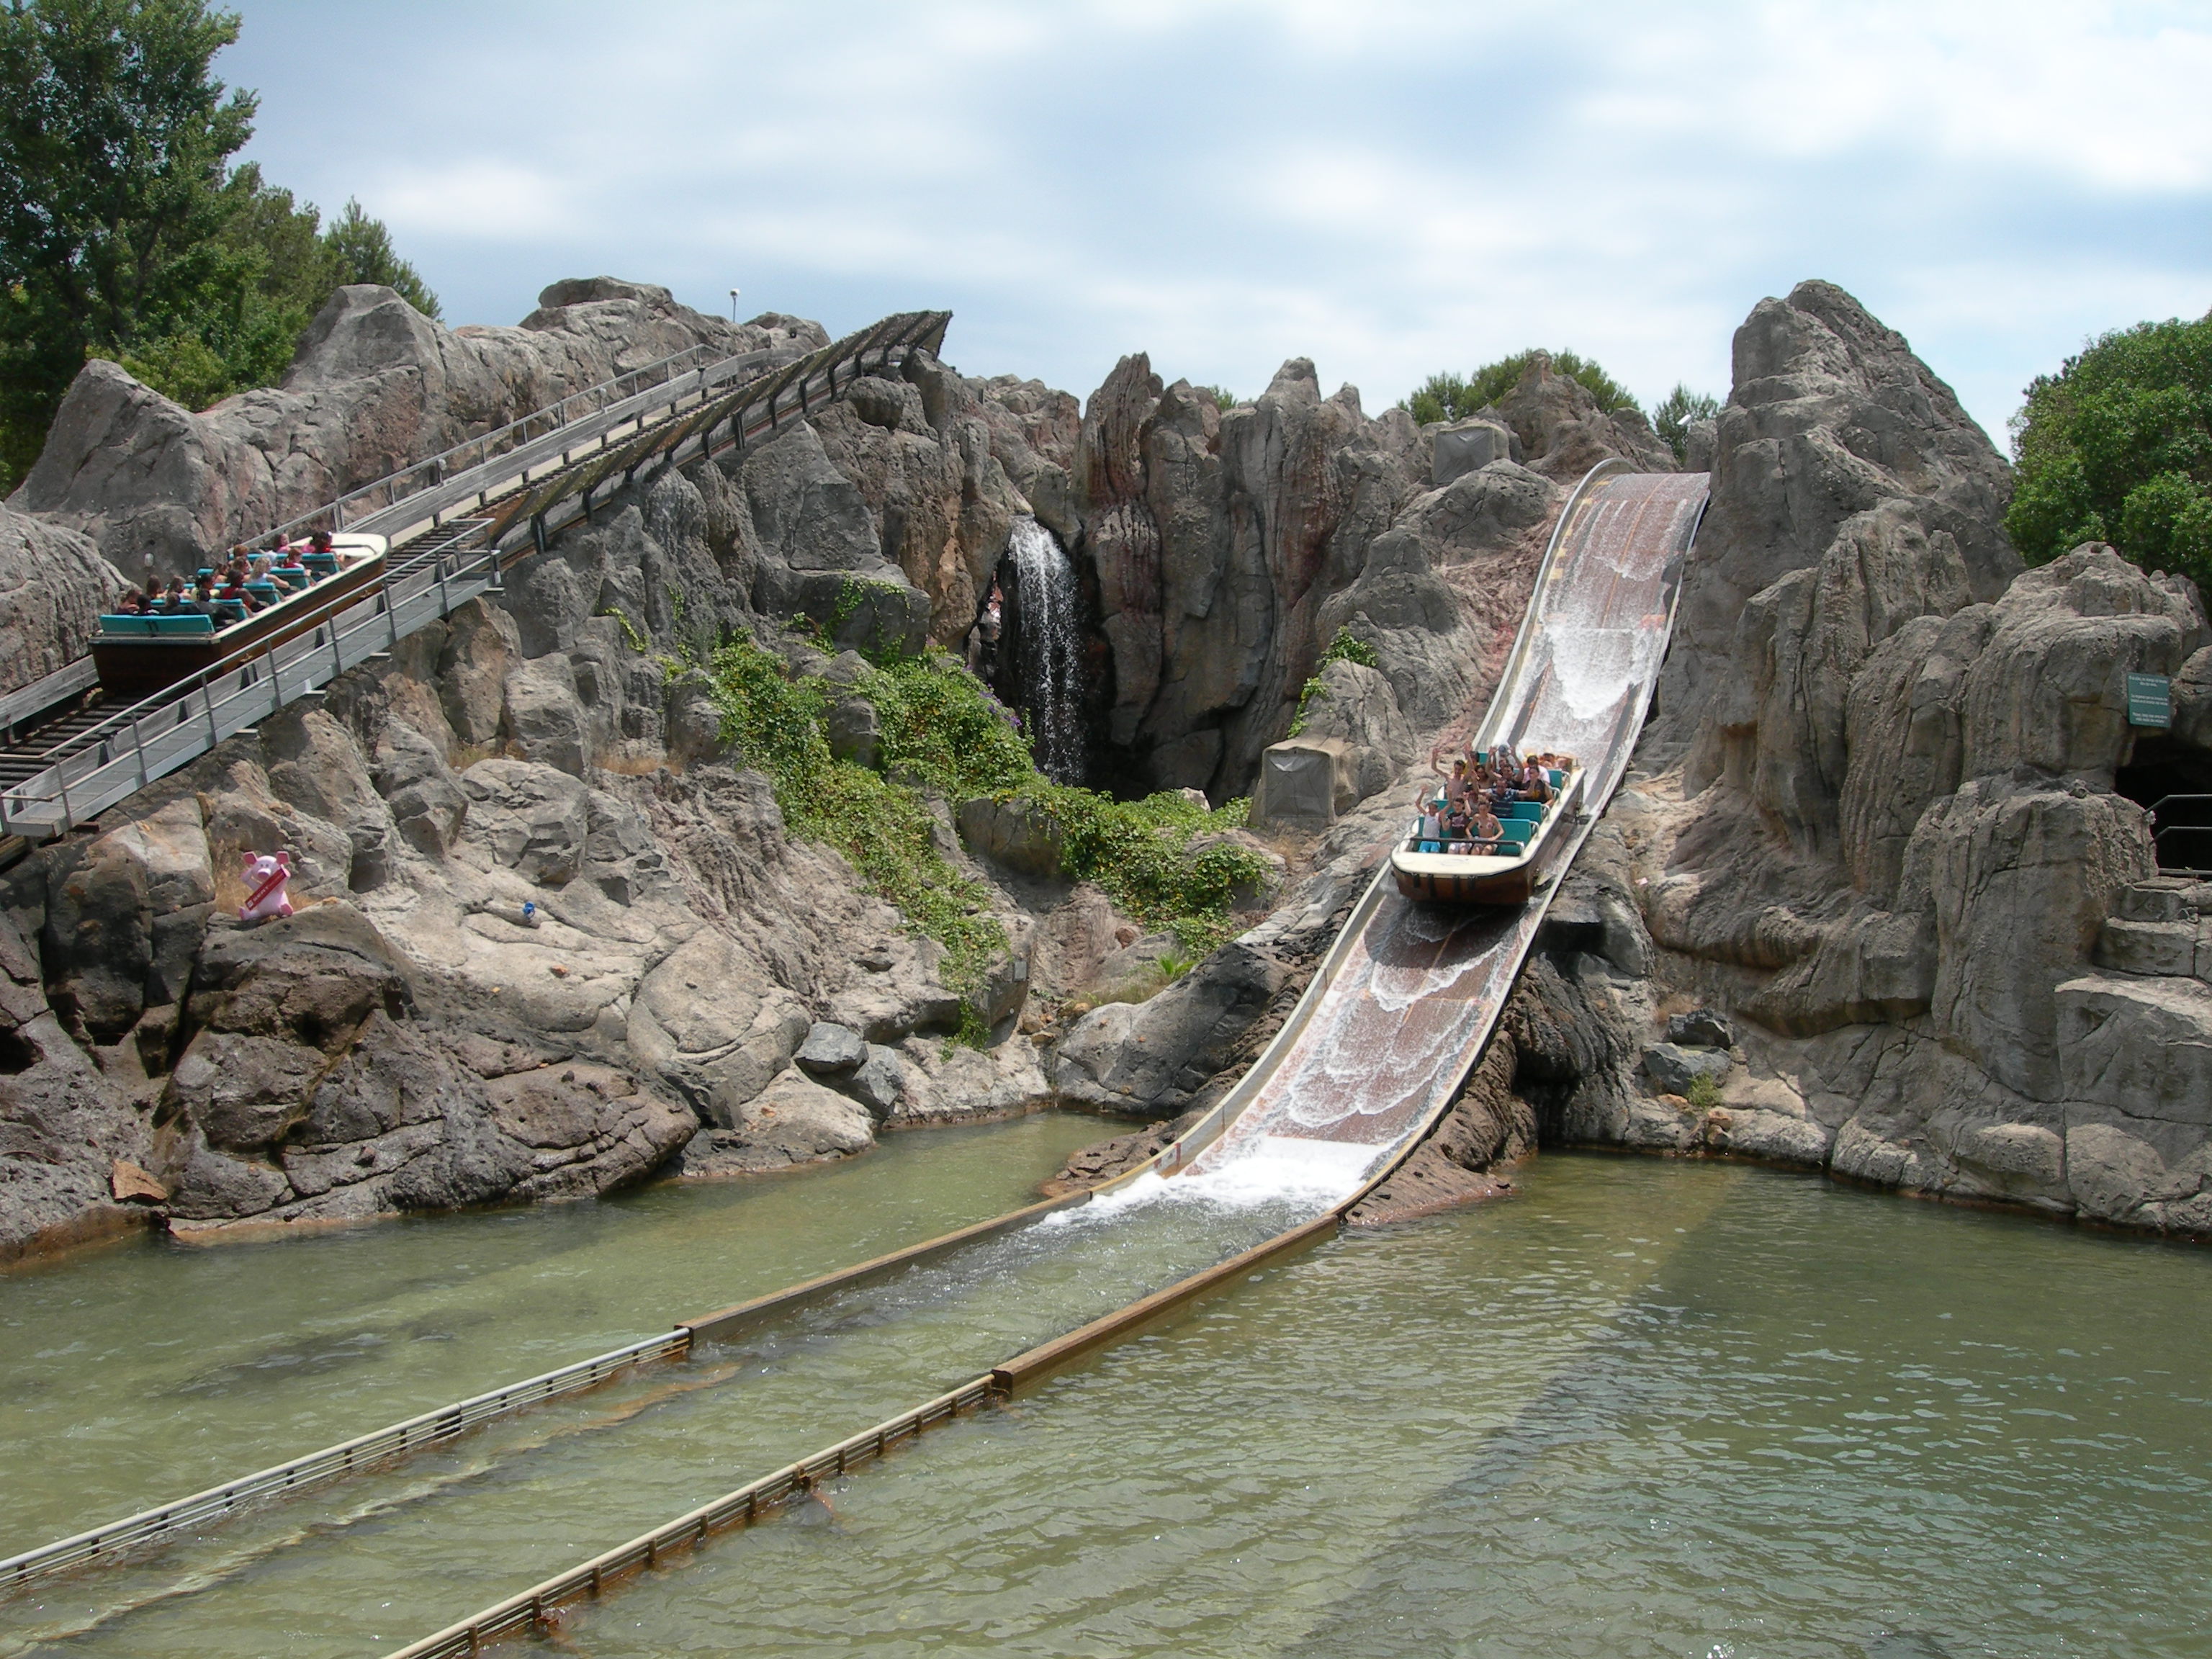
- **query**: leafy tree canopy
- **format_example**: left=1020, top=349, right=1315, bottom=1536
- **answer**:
left=1403, top=348, right=1639, bottom=426
left=0, top=0, right=439, bottom=490
left=1652, top=382, right=1720, bottom=464
left=2008, top=313, right=2212, bottom=594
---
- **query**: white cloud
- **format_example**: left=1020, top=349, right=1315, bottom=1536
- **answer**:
left=226, top=0, right=2212, bottom=439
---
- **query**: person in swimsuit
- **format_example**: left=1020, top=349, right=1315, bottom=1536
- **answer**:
left=1470, top=803, right=1504, bottom=853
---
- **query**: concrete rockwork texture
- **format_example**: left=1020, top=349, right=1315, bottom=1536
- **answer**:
left=1, top=270, right=2207, bottom=1262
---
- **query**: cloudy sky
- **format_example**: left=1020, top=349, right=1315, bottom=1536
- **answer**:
left=225, top=0, right=2211, bottom=446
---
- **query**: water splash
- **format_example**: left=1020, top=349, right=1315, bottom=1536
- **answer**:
left=1006, top=516, right=1088, bottom=783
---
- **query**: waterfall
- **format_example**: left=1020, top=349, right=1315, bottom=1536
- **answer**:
left=1004, top=515, right=1088, bottom=784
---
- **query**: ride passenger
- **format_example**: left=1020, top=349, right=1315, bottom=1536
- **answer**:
left=1430, top=742, right=1475, bottom=811
left=216, top=571, right=261, bottom=616
left=1470, top=803, right=1503, bottom=853
left=1416, top=800, right=1445, bottom=853
left=1437, top=804, right=1464, bottom=852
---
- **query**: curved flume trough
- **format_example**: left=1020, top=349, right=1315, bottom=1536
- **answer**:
left=370, top=465, right=1709, bottom=1659
left=1167, top=463, right=1710, bottom=1200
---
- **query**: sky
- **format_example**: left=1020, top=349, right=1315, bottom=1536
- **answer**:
left=222, top=0, right=2212, bottom=448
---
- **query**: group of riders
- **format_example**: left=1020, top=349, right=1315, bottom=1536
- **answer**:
left=1413, top=738, right=1575, bottom=856
left=110, top=531, right=355, bottom=621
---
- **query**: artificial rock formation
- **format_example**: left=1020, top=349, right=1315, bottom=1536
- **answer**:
left=0, top=281, right=1112, bottom=1256
left=1070, top=349, right=1661, bottom=802
left=0, top=505, right=123, bottom=696
left=1557, top=279, right=2212, bottom=1236
left=9, top=279, right=823, bottom=578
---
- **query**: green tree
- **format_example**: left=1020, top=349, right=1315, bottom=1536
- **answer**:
left=0, top=0, right=439, bottom=489
left=1403, top=348, right=1640, bottom=426
left=2008, top=313, right=2212, bottom=595
left=0, top=0, right=256, bottom=480
left=321, top=197, right=439, bottom=320
left=1652, top=382, right=1720, bottom=463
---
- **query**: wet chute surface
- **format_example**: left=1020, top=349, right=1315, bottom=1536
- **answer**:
left=1190, top=469, right=1708, bottom=1190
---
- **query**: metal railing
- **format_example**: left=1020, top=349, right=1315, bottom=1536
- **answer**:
left=0, top=1330, right=689, bottom=1591
left=474, top=308, right=950, bottom=554
left=258, top=341, right=732, bottom=548
left=0, top=308, right=952, bottom=843
left=2148, top=794, right=2212, bottom=877
left=385, top=1376, right=1002, bottom=1659
left=0, top=525, right=498, bottom=840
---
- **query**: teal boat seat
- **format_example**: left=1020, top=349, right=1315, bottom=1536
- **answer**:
left=1503, top=801, right=1545, bottom=820
left=102, top=613, right=215, bottom=637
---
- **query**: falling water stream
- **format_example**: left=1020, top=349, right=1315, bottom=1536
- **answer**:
left=1004, top=516, right=1087, bottom=783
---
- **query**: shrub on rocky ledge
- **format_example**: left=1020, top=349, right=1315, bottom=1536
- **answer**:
left=707, top=641, right=1273, bottom=1014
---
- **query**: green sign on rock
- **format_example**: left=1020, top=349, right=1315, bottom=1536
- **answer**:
left=2127, top=673, right=2172, bottom=729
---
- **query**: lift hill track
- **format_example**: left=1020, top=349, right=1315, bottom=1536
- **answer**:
left=0, top=310, right=950, bottom=850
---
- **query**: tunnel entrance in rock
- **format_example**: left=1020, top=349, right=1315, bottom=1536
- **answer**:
left=2117, top=738, right=2212, bottom=874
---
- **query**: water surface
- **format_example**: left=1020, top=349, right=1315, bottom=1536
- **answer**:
left=6, top=1143, right=2207, bottom=1659
left=0, top=1111, right=1103, bottom=1552
left=547, top=1156, right=2212, bottom=1659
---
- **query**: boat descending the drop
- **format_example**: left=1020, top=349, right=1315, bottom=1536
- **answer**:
left=1389, top=763, right=1583, bottom=905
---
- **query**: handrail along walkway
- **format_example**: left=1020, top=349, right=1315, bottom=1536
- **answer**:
left=0, top=310, right=950, bottom=844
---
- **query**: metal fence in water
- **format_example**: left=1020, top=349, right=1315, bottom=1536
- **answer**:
left=0, top=1330, right=690, bottom=1591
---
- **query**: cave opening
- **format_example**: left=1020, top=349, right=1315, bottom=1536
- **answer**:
left=2116, top=736, right=2212, bottom=875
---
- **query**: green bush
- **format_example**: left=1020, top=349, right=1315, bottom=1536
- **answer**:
left=706, top=641, right=1273, bottom=1020
left=1287, top=626, right=1382, bottom=738
left=2008, top=313, right=2212, bottom=594
left=1652, top=383, right=1721, bottom=464
left=1403, top=349, right=1640, bottom=426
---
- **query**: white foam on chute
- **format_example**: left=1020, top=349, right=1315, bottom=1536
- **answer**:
left=1046, top=1136, right=1379, bottom=1228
